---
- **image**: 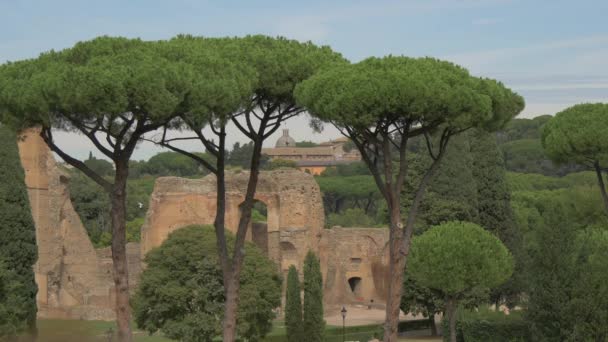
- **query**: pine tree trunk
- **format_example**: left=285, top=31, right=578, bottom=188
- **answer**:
left=214, top=128, right=230, bottom=289
left=383, top=151, right=444, bottom=342
left=383, top=201, right=405, bottom=342
left=222, top=137, right=264, bottom=341
left=446, top=298, right=457, bottom=342
left=111, top=163, right=132, bottom=342
left=594, top=161, right=608, bottom=215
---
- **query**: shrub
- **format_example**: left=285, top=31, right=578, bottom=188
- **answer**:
left=133, top=225, right=281, bottom=342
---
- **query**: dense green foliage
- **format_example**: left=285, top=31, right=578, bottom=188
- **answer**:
left=316, top=175, right=381, bottom=226
left=227, top=142, right=269, bottom=170
left=525, top=202, right=608, bottom=341
left=302, top=251, right=324, bottom=342
left=506, top=171, right=596, bottom=192
left=327, top=208, right=379, bottom=228
left=67, top=171, right=154, bottom=247
left=442, top=308, right=530, bottom=342
left=84, top=153, right=114, bottom=177
left=0, top=126, right=38, bottom=337
left=285, top=266, right=303, bottom=342
left=132, top=225, right=281, bottom=342
left=295, top=141, right=318, bottom=147
left=408, top=133, right=479, bottom=228
left=141, top=151, right=211, bottom=177
left=495, top=116, right=584, bottom=176
left=264, top=158, right=298, bottom=170
left=496, top=115, right=551, bottom=143
left=320, top=161, right=370, bottom=177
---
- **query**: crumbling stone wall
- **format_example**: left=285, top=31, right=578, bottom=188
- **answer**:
left=18, top=129, right=141, bottom=320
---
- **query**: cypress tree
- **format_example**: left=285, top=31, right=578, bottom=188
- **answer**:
left=526, top=202, right=578, bottom=341
left=0, top=126, right=38, bottom=337
left=303, top=251, right=324, bottom=341
left=285, top=265, right=303, bottom=342
left=410, top=133, right=479, bottom=229
left=469, top=129, right=523, bottom=308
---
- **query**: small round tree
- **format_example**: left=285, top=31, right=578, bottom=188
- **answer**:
left=541, top=103, right=608, bottom=214
left=132, top=225, right=281, bottom=342
left=285, top=265, right=303, bottom=342
left=408, top=221, right=514, bottom=342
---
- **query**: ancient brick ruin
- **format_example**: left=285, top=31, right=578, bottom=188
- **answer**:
left=19, top=129, right=390, bottom=320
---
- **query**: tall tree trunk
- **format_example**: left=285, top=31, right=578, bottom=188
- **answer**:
left=446, top=297, right=457, bottom=342
left=222, top=137, right=264, bottom=342
left=383, top=152, right=445, bottom=342
left=110, top=162, right=132, bottom=342
left=214, top=127, right=230, bottom=288
left=429, top=315, right=437, bottom=336
left=364, top=196, right=374, bottom=215
left=383, top=200, right=405, bottom=342
left=594, top=161, right=608, bottom=215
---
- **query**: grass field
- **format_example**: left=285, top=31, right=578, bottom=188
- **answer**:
left=32, top=319, right=439, bottom=341
left=35, top=319, right=170, bottom=342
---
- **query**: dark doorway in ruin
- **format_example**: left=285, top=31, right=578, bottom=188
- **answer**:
left=240, top=200, right=268, bottom=255
left=348, top=277, right=362, bottom=297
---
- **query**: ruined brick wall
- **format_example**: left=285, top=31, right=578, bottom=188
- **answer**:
left=319, top=227, right=390, bottom=307
left=20, top=128, right=390, bottom=319
left=17, top=129, right=141, bottom=320
left=140, top=169, right=325, bottom=271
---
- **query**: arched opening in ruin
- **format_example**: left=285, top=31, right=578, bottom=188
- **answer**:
left=239, top=200, right=269, bottom=254
left=348, top=277, right=363, bottom=298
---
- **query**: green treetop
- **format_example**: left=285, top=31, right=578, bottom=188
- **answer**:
left=542, top=103, right=608, bottom=214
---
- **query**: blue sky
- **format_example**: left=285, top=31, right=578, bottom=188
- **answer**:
left=1, top=0, right=607, bottom=159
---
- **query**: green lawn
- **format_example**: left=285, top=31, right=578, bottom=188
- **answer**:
left=35, top=319, right=171, bottom=342
left=32, top=319, right=433, bottom=341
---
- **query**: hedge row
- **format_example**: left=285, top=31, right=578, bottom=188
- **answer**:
left=442, top=309, right=530, bottom=342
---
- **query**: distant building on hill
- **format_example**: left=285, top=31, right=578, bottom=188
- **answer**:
left=262, top=129, right=361, bottom=175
